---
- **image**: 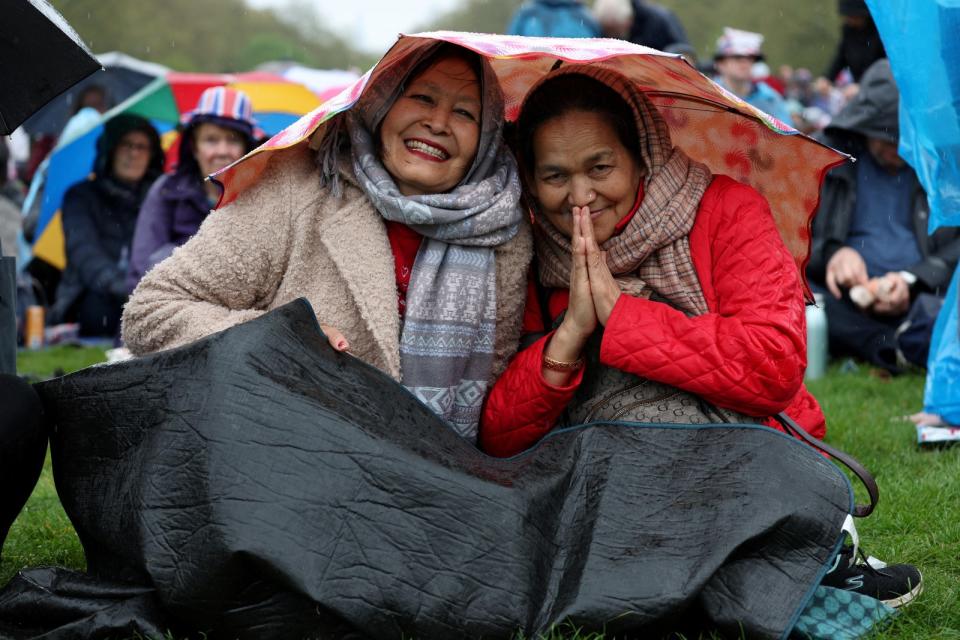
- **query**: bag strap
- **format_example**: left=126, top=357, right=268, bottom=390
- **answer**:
left=772, top=412, right=878, bottom=518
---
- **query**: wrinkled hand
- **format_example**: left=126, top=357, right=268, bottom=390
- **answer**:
left=580, top=206, right=622, bottom=325
left=320, top=324, right=350, bottom=352
left=557, top=207, right=599, bottom=341
left=825, top=247, right=868, bottom=299
left=872, top=272, right=910, bottom=316
left=543, top=208, right=595, bottom=385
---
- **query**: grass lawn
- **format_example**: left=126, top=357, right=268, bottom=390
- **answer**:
left=3, top=348, right=958, bottom=639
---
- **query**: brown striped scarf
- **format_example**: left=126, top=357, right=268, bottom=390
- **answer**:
left=530, top=64, right=713, bottom=317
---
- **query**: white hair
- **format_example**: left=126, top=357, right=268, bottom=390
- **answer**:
left=593, top=0, right=634, bottom=24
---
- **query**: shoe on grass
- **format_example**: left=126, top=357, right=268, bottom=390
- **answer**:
left=821, top=545, right=923, bottom=608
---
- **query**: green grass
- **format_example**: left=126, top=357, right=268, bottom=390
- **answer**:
left=16, top=345, right=109, bottom=381
left=3, top=351, right=958, bottom=639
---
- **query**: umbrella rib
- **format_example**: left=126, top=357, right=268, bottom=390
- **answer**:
left=644, top=91, right=743, bottom=113
left=646, top=90, right=853, bottom=159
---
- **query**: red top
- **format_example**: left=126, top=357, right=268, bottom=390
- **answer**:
left=385, top=220, right=423, bottom=317
left=480, top=176, right=826, bottom=458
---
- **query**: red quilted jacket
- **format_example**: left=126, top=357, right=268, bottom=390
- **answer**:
left=480, top=175, right=827, bottom=458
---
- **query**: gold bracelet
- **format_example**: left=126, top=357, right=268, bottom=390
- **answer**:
left=542, top=354, right=584, bottom=371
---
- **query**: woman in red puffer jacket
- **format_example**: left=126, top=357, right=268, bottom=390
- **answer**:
left=480, top=64, right=825, bottom=458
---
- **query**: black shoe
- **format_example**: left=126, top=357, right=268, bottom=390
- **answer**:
left=821, top=545, right=923, bottom=608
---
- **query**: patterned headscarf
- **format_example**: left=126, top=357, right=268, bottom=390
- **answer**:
left=322, top=42, right=523, bottom=440
left=528, top=64, right=713, bottom=317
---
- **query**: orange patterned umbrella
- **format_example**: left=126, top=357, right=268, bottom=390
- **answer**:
left=212, top=32, right=849, bottom=297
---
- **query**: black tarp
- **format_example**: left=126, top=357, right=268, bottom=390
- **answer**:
left=0, top=300, right=853, bottom=639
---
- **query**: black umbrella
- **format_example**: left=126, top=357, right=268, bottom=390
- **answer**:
left=21, top=52, right=169, bottom=136
left=0, top=0, right=101, bottom=135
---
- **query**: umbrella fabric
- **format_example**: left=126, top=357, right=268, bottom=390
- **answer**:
left=20, top=52, right=169, bottom=137
left=30, top=72, right=320, bottom=271
left=0, top=0, right=100, bottom=135
left=0, top=299, right=854, bottom=639
left=213, top=32, right=849, bottom=297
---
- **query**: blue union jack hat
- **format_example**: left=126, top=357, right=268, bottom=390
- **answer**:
left=181, top=86, right=262, bottom=140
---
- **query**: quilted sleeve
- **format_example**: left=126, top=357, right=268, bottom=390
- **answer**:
left=479, top=332, right=584, bottom=458
left=599, top=184, right=808, bottom=416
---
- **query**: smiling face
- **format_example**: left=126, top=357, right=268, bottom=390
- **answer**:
left=530, top=110, right=643, bottom=244
left=192, top=122, right=248, bottom=178
left=378, top=55, right=482, bottom=196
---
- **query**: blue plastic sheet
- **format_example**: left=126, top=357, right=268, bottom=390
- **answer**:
left=923, top=268, right=960, bottom=425
left=867, top=0, right=960, bottom=233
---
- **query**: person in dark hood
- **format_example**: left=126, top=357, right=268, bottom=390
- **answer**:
left=126, top=87, right=259, bottom=292
left=825, top=0, right=887, bottom=83
left=48, top=114, right=163, bottom=337
left=807, top=59, right=960, bottom=373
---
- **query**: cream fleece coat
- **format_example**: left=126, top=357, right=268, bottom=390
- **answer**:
left=121, top=145, right=533, bottom=382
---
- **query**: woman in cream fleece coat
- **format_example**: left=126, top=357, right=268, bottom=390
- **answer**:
left=121, top=145, right=532, bottom=382
left=122, top=42, right=532, bottom=441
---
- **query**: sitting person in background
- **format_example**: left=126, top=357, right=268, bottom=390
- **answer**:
left=808, top=59, right=960, bottom=373
left=479, top=65, right=923, bottom=607
left=712, top=27, right=792, bottom=123
left=126, top=87, right=259, bottom=291
left=48, top=115, right=163, bottom=337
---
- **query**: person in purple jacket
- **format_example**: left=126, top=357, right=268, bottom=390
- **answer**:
left=126, top=87, right=260, bottom=291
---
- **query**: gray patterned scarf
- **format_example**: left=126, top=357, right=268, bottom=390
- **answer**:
left=340, top=43, right=523, bottom=440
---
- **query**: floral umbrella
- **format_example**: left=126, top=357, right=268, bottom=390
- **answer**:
left=31, top=71, right=320, bottom=271
left=213, top=32, right=850, bottom=296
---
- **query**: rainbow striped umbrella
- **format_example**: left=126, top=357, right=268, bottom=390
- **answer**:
left=32, top=71, right=320, bottom=270
left=213, top=32, right=850, bottom=298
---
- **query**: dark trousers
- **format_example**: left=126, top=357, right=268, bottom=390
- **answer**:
left=0, top=375, right=47, bottom=555
left=74, top=290, right=123, bottom=338
left=813, top=284, right=905, bottom=372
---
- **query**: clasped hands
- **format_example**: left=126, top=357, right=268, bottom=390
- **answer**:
left=825, top=247, right=910, bottom=316
left=546, top=207, right=623, bottom=368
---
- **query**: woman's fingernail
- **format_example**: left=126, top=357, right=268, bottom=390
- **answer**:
left=338, top=340, right=348, bottom=350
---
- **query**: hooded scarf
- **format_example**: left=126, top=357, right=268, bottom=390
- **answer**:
left=528, top=64, right=713, bottom=317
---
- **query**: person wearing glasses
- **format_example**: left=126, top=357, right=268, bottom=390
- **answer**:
left=48, top=114, right=163, bottom=337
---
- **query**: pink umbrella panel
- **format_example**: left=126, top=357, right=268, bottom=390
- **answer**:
left=213, top=32, right=850, bottom=297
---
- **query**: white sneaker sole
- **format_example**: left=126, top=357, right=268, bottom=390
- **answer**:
left=881, top=573, right=923, bottom=609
